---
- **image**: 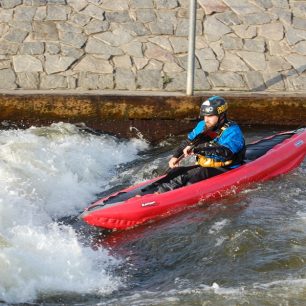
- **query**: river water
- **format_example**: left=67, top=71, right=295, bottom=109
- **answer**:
left=0, top=123, right=305, bottom=305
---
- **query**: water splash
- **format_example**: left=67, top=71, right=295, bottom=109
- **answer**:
left=0, top=123, right=148, bottom=303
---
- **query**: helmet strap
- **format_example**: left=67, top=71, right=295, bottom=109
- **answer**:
left=213, top=113, right=227, bottom=131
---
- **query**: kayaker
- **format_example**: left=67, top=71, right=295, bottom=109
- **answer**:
left=156, top=96, right=245, bottom=193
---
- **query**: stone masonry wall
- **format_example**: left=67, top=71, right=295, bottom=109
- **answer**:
left=0, top=0, right=306, bottom=92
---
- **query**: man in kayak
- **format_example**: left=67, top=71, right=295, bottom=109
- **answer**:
left=156, top=96, right=245, bottom=193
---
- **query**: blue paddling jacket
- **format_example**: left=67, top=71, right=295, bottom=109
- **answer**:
left=174, top=120, right=245, bottom=169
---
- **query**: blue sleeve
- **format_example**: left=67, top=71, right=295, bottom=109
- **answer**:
left=217, top=125, right=245, bottom=154
left=188, top=121, right=205, bottom=141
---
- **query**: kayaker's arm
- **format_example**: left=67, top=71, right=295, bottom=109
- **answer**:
left=193, top=144, right=234, bottom=161
left=169, top=134, right=210, bottom=168
left=169, top=139, right=192, bottom=168
left=172, top=133, right=211, bottom=158
left=172, top=139, right=192, bottom=158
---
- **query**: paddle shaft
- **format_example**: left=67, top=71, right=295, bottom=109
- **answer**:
left=151, top=127, right=208, bottom=177
left=164, top=135, right=205, bottom=174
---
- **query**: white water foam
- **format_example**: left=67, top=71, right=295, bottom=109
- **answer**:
left=0, top=123, right=148, bottom=303
left=208, top=219, right=229, bottom=234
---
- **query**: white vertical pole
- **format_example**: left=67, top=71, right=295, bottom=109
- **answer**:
left=186, top=0, right=197, bottom=96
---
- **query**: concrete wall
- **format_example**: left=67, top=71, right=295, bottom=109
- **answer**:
left=0, top=0, right=306, bottom=92
left=1, top=91, right=305, bottom=142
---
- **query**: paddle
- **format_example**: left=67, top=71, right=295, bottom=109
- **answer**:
left=164, top=142, right=197, bottom=174
left=152, top=131, right=206, bottom=177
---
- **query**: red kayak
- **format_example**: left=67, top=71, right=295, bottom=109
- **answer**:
left=80, top=129, right=306, bottom=231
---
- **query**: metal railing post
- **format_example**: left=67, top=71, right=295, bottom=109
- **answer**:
left=186, top=0, right=197, bottom=96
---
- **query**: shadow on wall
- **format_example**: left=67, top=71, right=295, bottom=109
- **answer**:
left=252, top=65, right=306, bottom=91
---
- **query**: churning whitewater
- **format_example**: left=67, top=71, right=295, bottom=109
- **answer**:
left=1, top=125, right=305, bottom=305
left=0, top=123, right=149, bottom=303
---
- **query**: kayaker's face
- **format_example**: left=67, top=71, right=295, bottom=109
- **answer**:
left=204, top=115, right=219, bottom=130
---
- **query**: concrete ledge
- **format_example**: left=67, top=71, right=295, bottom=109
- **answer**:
left=0, top=90, right=305, bottom=142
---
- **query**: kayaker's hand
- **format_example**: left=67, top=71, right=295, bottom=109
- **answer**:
left=169, top=157, right=179, bottom=168
left=183, top=145, right=194, bottom=157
